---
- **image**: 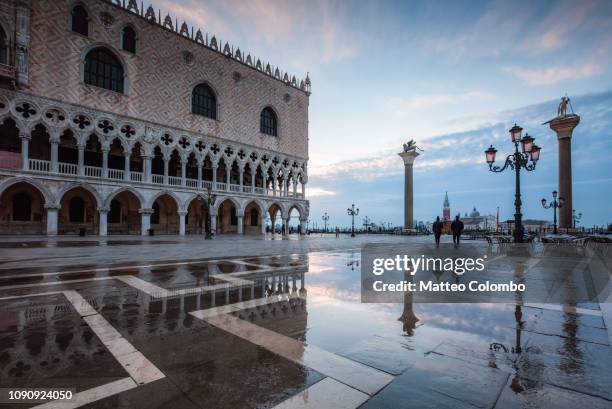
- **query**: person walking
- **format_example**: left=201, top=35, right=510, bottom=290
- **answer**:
left=335, top=227, right=340, bottom=238
left=451, top=215, right=464, bottom=249
left=432, top=216, right=442, bottom=248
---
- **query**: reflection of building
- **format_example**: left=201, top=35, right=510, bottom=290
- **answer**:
left=460, top=207, right=496, bottom=231
left=0, top=0, right=309, bottom=236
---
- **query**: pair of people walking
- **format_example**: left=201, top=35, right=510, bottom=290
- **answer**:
left=432, top=215, right=464, bottom=248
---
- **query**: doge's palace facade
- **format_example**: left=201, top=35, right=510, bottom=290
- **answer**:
left=0, top=0, right=310, bottom=236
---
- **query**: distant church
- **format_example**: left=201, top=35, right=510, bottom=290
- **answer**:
left=437, top=192, right=495, bottom=233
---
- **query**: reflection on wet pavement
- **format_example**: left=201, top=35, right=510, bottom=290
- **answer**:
left=0, top=249, right=611, bottom=408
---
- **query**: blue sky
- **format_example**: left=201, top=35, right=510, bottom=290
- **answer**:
left=164, top=0, right=612, bottom=227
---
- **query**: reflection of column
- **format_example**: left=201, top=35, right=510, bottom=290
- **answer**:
left=549, top=115, right=580, bottom=228
left=178, top=210, right=186, bottom=236
left=237, top=216, right=244, bottom=234
left=45, top=205, right=59, bottom=236
left=77, top=144, right=85, bottom=176
left=398, top=150, right=420, bottom=229
left=140, top=208, right=153, bottom=236
left=99, top=208, right=108, bottom=236
left=19, top=132, right=30, bottom=171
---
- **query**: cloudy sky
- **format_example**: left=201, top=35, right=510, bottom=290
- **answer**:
left=162, top=0, right=612, bottom=227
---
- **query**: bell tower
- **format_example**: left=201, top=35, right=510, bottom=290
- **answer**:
left=443, top=192, right=450, bottom=220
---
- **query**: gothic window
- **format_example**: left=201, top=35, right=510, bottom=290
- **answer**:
left=0, top=26, right=8, bottom=65
left=151, top=202, right=160, bottom=224
left=84, top=48, right=124, bottom=93
left=121, top=26, right=136, bottom=53
left=71, top=5, right=89, bottom=36
left=260, top=107, right=277, bottom=136
left=191, top=84, right=217, bottom=119
left=108, top=199, right=121, bottom=223
left=250, top=208, right=258, bottom=226
left=69, top=197, right=85, bottom=223
left=12, top=192, right=31, bottom=221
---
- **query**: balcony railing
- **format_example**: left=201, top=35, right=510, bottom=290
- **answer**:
left=108, top=168, right=124, bottom=180
left=7, top=158, right=306, bottom=199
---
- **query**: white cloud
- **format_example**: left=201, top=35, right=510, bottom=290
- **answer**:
left=503, top=62, right=603, bottom=85
left=306, top=187, right=337, bottom=198
left=385, top=91, right=494, bottom=114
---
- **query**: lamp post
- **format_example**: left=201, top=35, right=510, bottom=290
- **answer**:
left=347, top=204, right=359, bottom=237
left=541, top=190, right=564, bottom=235
left=485, top=124, right=541, bottom=243
left=322, top=212, right=329, bottom=233
left=363, top=215, right=371, bottom=233
left=204, top=187, right=217, bottom=239
left=572, top=209, right=582, bottom=229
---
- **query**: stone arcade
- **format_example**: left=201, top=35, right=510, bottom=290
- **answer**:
left=0, top=0, right=310, bottom=236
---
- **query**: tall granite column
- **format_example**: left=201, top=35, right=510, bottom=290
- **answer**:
left=398, top=150, right=419, bottom=229
left=549, top=115, right=580, bottom=229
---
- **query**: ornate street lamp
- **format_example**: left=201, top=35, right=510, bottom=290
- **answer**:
left=572, top=209, right=582, bottom=229
left=204, top=187, right=217, bottom=239
left=363, top=215, right=371, bottom=233
left=485, top=124, right=541, bottom=243
left=347, top=204, right=359, bottom=237
left=322, top=212, right=330, bottom=233
left=541, top=190, right=564, bottom=235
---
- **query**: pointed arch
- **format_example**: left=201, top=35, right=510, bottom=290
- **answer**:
left=0, top=176, right=53, bottom=205
left=104, top=186, right=144, bottom=209
left=56, top=182, right=103, bottom=209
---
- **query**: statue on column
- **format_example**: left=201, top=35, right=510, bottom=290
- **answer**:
left=557, top=96, right=571, bottom=118
left=403, top=139, right=423, bottom=153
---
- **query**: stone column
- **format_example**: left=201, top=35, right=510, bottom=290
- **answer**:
left=225, top=164, right=230, bottom=185
left=123, top=152, right=131, bottom=181
left=272, top=176, right=277, bottom=196
left=549, top=115, right=580, bottom=228
left=284, top=217, right=290, bottom=235
left=143, top=155, right=152, bottom=183
left=299, top=218, right=306, bottom=235
left=102, top=148, right=109, bottom=178
left=212, top=164, right=218, bottom=187
left=163, top=158, right=169, bottom=185
left=197, top=160, right=203, bottom=189
left=45, top=204, right=59, bottom=236
left=77, top=144, right=85, bottom=176
left=140, top=208, right=153, bottom=236
left=98, top=208, right=108, bottom=236
left=19, top=132, right=30, bottom=171
left=261, top=218, right=267, bottom=235
left=50, top=140, right=59, bottom=173
left=398, top=150, right=420, bottom=229
left=180, top=158, right=187, bottom=186
left=239, top=167, right=244, bottom=187
left=251, top=172, right=256, bottom=192
left=237, top=216, right=244, bottom=234
left=178, top=210, right=187, bottom=236
left=210, top=211, right=217, bottom=234
left=293, top=180, right=297, bottom=198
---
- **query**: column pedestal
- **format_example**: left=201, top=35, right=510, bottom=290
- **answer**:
left=45, top=205, right=59, bottom=236
left=549, top=115, right=580, bottom=229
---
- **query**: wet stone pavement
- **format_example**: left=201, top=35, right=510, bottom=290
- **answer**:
left=0, top=236, right=611, bottom=408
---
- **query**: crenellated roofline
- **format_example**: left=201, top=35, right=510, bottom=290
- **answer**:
left=103, top=0, right=312, bottom=95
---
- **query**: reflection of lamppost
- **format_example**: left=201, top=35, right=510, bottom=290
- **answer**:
left=204, top=187, right=216, bottom=239
left=572, top=209, right=582, bottom=229
left=485, top=124, right=541, bottom=243
left=541, top=190, right=564, bottom=235
left=322, top=212, right=329, bottom=232
left=347, top=204, right=359, bottom=237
